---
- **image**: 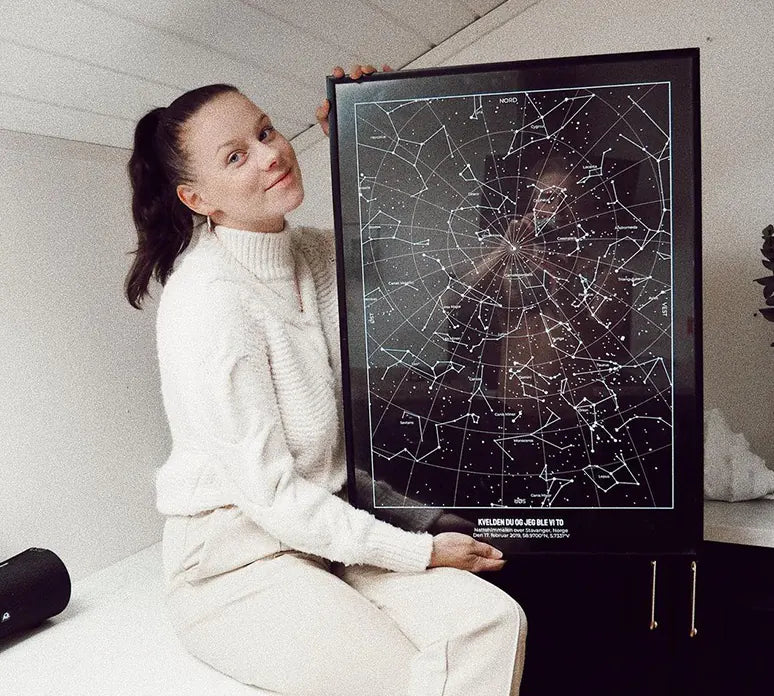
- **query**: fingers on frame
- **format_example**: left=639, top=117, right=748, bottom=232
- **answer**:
left=332, top=63, right=392, bottom=78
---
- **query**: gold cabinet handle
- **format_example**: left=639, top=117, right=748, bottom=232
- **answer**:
left=689, top=560, right=698, bottom=637
left=649, top=559, right=658, bottom=630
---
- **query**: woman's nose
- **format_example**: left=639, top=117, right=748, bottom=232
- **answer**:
left=254, top=141, right=280, bottom=169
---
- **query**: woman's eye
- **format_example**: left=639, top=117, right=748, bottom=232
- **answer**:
left=225, top=128, right=274, bottom=164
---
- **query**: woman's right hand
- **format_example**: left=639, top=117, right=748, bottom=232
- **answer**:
left=428, top=532, right=506, bottom=573
left=316, top=64, right=393, bottom=137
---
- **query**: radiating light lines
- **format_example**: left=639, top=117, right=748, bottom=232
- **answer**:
left=351, top=79, right=674, bottom=510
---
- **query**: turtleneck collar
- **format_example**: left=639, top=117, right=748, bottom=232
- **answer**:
left=212, top=218, right=294, bottom=280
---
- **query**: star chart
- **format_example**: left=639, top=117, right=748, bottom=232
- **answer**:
left=354, top=81, right=674, bottom=510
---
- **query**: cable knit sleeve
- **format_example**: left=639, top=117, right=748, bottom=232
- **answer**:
left=160, top=280, right=434, bottom=573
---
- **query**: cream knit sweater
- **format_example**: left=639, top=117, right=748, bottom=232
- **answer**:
left=154, top=219, right=434, bottom=573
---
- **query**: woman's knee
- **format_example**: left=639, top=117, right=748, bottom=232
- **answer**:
left=478, top=584, right=527, bottom=639
left=502, top=594, right=528, bottom=639
left=428, top=566, right=527, bottom=635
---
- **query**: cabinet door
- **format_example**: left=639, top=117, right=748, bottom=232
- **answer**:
left=487, top=554, right=674, bottom=696
left=658, top=555, right=701, bottom=694
left=694, top=542, right=774, bottom=696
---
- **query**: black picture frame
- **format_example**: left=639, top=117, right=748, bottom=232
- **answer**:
left=327, top=47, right=702, bottom=555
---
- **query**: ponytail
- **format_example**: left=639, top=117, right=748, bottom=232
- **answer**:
left=124, top=84, right=239, bottom=309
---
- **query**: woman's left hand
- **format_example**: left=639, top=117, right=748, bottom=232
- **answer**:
left=316, top=64, right=393, bottom=138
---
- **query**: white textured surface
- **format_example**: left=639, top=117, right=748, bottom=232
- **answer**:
left=704, top=499, right=774, bottom=549
left=0, top=543, right=277, bottom=696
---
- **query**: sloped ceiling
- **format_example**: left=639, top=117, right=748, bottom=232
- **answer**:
left=0, top=0, right=539, bottom=150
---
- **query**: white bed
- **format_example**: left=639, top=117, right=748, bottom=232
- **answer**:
left=1, top=542, right=277, bottom=695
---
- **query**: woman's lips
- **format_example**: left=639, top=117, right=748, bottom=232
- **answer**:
left=266, top=169, right=292, bottom=190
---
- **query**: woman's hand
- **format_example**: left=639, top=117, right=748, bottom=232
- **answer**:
left=316, top=64, right=393, bottom=138
left=428, top=532, right=506, bottom=573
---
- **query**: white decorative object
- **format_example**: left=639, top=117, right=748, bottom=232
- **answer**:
left=704, top=408, right=774, bottom=501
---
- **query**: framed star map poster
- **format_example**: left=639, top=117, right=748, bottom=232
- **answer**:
left=327, top=47, right=702, bottom=554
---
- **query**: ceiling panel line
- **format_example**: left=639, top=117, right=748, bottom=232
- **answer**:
left=414, top=0, right=540, bottom=67
left=0, top=88, right=136, bottom=124
left=237, top=0, right=356, bottom=57
left=0, top=128, right=132, bottom=158
left=288, top=0, right=539, bottom=153
left=453, top=0, right=482, bottom=17
left=459, top=0, right=506, bottom=14
left=328, top=0, right=435, bottom=48
left=368, top=0, right=478, bottom=46
left=235, top=0, right=429, bottom=67
left=0, top=36, right=186, bottom=96
left=74, top=0, right=321, bottom=91
left=0, top=3, right=315, bottom=120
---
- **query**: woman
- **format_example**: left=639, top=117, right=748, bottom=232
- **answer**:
left=124, top=63, right=527, bottom=696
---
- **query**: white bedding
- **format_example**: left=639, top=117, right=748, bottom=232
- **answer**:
left=0, top=542, right=276, bottom=695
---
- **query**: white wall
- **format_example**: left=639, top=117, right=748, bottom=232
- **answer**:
left=290, top=0, right=774, bottom=469
left=0, top=130, right=169, bottom=581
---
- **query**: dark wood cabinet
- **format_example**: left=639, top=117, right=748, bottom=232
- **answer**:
left=481, top=540, right=774, bottom=696
left=486, top=554, right=684, bottom=695
left=696, top=541, right=774, bottom=696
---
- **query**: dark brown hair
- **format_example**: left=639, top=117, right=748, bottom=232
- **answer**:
left=124, top=83, right=240, bottom=309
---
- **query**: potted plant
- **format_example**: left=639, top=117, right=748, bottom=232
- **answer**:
left=755, top=224, right=774, bottom=341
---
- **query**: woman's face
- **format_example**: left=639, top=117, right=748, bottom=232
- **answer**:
left=177, top=90, right=304, bottom=233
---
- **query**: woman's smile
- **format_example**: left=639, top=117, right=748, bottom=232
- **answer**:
left=266, top=168, right=292, bottom=190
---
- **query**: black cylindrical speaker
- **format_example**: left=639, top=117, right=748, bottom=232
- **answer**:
left=0, top=547, right=71, bottom=640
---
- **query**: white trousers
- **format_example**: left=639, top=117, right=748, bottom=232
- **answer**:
left=161, top=505, right=527, bottom=696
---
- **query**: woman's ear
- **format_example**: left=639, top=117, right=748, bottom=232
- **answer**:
left=177, top=183, right=215, bottom=217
